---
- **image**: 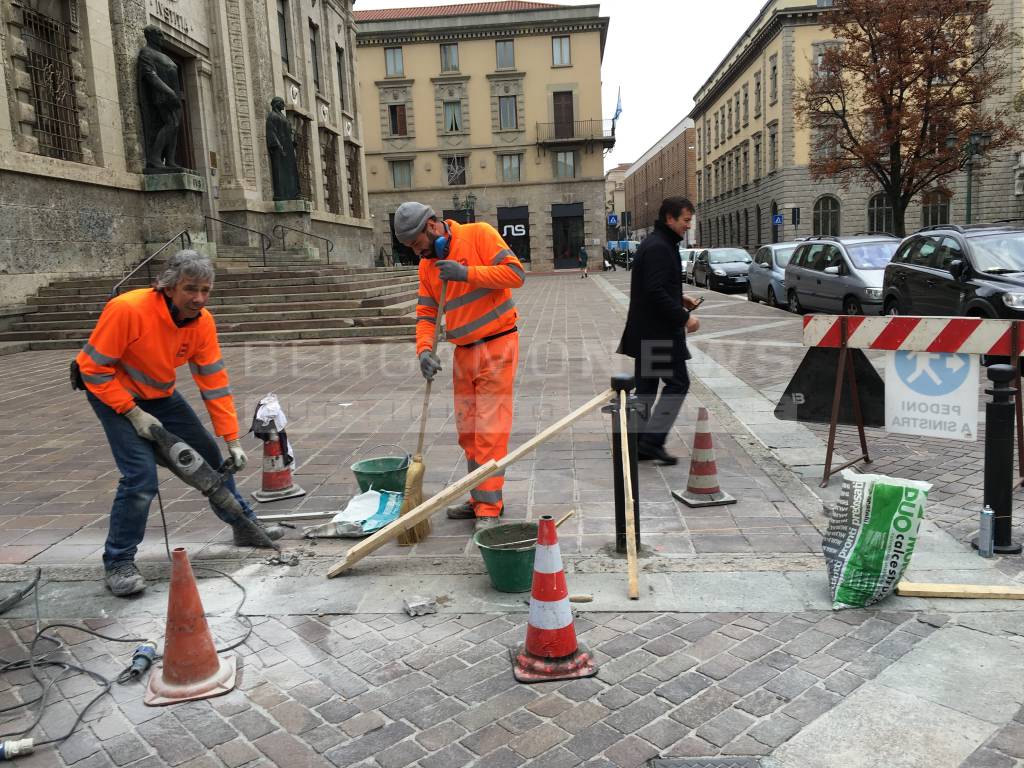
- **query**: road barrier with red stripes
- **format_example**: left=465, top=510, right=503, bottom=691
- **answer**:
left=799, top=315, right=1024, bottom=487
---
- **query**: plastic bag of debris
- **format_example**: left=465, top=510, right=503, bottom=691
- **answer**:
left=302, top=488, right=403, bottom=538
left=822, top=470, right=931, bottom=610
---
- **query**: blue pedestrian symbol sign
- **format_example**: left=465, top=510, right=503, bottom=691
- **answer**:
left=772, top=213, right=784, bottom=226
left=607, top=214, right=619, bottom=227
left=894, top=351, right=971, bottom=396
left=885, top=351, right=978, bottom=441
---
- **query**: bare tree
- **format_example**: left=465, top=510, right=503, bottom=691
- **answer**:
left=796, top=0, right=1019, bottom=236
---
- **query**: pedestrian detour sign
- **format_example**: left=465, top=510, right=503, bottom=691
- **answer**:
left=885, top=351, right=978, bottom=441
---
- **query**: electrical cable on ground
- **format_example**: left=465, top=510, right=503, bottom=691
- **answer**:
left=0, top=487, right=254, bottom=759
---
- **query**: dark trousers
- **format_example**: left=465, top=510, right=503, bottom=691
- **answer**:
left=633, top=340, right=690, bottom=449
left=87, top=391, right=255, bottom=568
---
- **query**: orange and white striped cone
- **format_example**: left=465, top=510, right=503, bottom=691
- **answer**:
left=671, top=407, right=736, bottom=508
left=511, top=515, right=597, bottom=684
left=252, top=428, right=306, bottom=503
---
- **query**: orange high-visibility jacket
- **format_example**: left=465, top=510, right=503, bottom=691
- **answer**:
left=415, top=220, right=525, bottom=353
left=76, top=288, right=241, bottom=440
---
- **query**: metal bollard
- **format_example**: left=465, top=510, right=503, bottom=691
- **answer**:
left=976, top=364, right=1022, bottom=554
left=602, top=374, right=645, bottom=553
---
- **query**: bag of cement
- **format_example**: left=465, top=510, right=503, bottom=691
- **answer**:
left=822, top=470, right=931, bottom=610
left=303, top=488, right=402, bottom=538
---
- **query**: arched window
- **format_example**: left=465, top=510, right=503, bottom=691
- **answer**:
left=867, top=193, right=893, bottom=234
left=755, top=205, right=762, bottom=245
left=770, top=200, right=779, bottom=243
left=813, top=195, right=841, bottom=236
left=922, top=190, right=951, bottom=227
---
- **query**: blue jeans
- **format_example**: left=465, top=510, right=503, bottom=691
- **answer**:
left=87, top=391, right=256, bottom=569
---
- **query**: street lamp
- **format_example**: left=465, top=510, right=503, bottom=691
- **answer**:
left=946, top=131, right=992, bottom=224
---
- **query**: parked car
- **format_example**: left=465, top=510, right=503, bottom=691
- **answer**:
left=678, top=246, right=699, bottom=282
left=691, top=248, right=752, bottom=292
left=747, top=242, right=800, bottom=307
left=784, top=234, right=900, bottom=315
left=883, top=223, right=1024, bottom=318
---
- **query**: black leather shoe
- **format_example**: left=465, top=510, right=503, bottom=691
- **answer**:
left=637, top=442, right=678, bottom=465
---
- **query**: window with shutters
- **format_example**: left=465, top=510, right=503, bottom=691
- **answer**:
left=496, top=40, right=514, bottom=69
left=388, top=104, right=407, bottom=137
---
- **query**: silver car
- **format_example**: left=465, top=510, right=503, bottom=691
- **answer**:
left=747, top=242, right=800, bottom=308
left=784, top=235, right=900, bottom=315
left=678, top=246, right=699, bottom=283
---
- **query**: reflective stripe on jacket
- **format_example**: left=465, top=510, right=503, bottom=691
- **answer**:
left=75, top=288, right=241, bottom=440
left=415, top=220, right=525, bottom=353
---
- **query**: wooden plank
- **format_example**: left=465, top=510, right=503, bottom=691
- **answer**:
left=618, top=390, right=640, bottom=600
left=895, top=581, right=1024, bottom=600
left=326, top=388, right=615, bottom=578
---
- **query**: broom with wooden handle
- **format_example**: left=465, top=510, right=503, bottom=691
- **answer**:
left=397, top=281, right=447, bottom=546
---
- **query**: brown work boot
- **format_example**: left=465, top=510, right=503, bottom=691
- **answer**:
left=446, top=501, right=476, bottom=519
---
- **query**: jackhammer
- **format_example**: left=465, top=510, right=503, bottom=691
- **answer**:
left=149, top=425, right=280, bottom=551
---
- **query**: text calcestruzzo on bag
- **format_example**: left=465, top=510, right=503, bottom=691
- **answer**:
left=822, top=470, right=931, bottom=610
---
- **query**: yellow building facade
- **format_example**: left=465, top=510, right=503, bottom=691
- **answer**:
left=690, top=0, right=1024, bottom=250
left=355, top=2, right=613, bottom=269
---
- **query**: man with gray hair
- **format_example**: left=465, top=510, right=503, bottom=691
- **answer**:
left=75, top=250, right=283, bottom=596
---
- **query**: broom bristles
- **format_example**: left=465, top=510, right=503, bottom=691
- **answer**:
left=397, top=456, right=430, bottom=545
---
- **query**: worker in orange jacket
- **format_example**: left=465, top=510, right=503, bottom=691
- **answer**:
left=75, top=251, right=282, bottom=596
left=395, top=202, right=525, bottom=532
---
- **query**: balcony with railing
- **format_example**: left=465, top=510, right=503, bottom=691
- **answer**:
left=536, top=119, right=615, bottom=149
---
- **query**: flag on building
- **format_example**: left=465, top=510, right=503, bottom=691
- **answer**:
left=613, top=87, right=622, bottom=122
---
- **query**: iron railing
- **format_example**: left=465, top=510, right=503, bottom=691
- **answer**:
left=112, top=230, right=191, bottom=296
left=536, top=119, right=616, bottom=144
left=204, top=216, right=272, bottom=267
left=272, top=224, right=334, bottom=264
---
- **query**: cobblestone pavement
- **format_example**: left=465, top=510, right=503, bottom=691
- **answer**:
left=3, top=607, right=1021, bottom=768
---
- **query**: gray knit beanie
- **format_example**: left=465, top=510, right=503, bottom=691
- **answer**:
left=394, top=202, right=435, bottom=243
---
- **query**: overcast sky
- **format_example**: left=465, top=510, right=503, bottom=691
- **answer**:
left=352, top=0, right=768, bottom=172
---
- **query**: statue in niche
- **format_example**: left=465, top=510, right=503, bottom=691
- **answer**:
left=137, top=25, right=185, bottom=174
left=266, top=97, right=301, bottom=201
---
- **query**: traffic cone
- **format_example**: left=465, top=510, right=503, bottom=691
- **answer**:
left=252, top=428, right=305, bottom=503
left=145, top=548, right=237, bottom=706
left=511, top=515, right=597, bottom=683
left=672, top=407, right=736, bottom=508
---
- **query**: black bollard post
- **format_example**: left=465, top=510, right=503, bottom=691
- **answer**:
left=603, top=374, right=643, bottom=553
left=976, top=364, right=1022, bottom=554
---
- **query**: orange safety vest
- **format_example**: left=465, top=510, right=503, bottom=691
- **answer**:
left=75, top=288, right=241, bottom=440
left=415, top=220, right=525, bottom=352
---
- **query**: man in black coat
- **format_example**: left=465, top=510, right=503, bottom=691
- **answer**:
left=618, top=197, right=701, bottom=464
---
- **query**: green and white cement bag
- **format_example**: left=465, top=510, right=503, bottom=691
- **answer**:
left=822, top=470, right=931, bottom=610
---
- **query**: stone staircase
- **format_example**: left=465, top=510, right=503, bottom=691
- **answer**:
left=0, top=259, right=421, bottom=351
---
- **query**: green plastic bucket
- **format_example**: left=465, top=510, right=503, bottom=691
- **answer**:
left=351, top=444, right=410, bottom=493
left=474, top=522, right=538, bottom=593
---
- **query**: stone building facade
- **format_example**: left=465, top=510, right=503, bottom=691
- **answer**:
left=604, top=161, right=629, bottom=242
left=0, top=0, right=372, bottom=307
left=691, top=0, right=1024, bottom=253
left=623, top=118, right=697, bottom=240
left=355, top=1, right=613, bottom=270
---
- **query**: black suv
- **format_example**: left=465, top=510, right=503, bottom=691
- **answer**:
left=883, top=223, right=1024, bottom=318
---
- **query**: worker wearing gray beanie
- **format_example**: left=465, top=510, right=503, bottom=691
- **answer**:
left=399, top=199, right=526, bottom=533
left=393, top=201, right=437, bottom=245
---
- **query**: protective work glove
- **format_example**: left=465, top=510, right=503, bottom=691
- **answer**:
left=225, top=439, right=247, bottom=472
left=418, top=350, right=442, bottom=381
left=124, top=407, right=162, bottom=440
left=435, top=260, right=469, bottom=282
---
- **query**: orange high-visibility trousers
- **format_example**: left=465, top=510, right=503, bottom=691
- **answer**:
left=452, top=332, right=519, bottom=518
